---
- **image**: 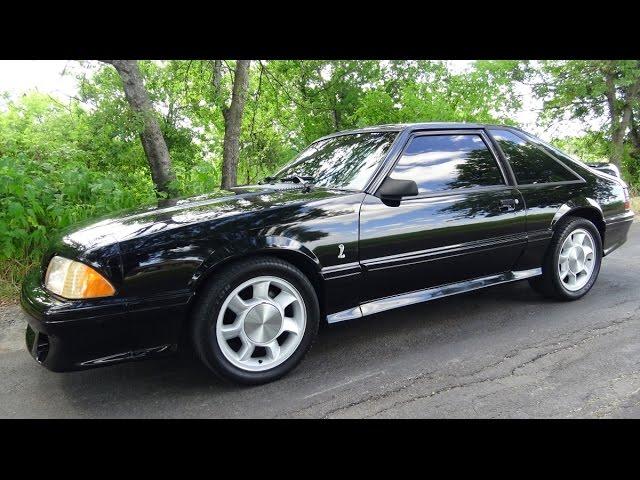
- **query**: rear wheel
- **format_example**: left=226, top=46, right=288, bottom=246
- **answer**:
left=528, top=216, right=602, bottom=301
left=191, top=256, right=319, bottom=385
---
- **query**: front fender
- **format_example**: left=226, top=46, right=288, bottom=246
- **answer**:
left=190, top=235, right=321, bottom=290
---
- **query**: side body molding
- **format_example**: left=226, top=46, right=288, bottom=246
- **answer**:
left=327, top=268, right=542, bottom=323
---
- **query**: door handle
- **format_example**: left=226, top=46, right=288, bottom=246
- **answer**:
left=498, top=198, right=518, bottom=212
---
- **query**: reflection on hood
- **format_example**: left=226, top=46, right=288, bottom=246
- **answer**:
left=61, top=184, right=341, bottom=249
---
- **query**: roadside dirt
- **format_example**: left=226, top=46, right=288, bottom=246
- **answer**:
left=0, top=303, right=26, bottom=354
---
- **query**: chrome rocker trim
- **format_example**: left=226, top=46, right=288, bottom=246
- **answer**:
left=326, top=268, right=542, bottom=324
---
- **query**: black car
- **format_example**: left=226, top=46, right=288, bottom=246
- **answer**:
left=21, top=123, right=634, bottom=384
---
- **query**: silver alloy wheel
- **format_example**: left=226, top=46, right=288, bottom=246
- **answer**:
left=558, top=228, right=596, bottom=292
left=215, top=275, right=306, bottom=372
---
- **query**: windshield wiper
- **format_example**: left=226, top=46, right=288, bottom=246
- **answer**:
left=260, top=174, right=315, bottom=191
left=268, top=175, right=315, bottom=192
left=279, top=175, right=315, bottom=184
left=260, top=175, right=314, bottom=184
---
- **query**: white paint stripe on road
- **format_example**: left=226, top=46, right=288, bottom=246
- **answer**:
left=303, top=370, right=385, bottom=400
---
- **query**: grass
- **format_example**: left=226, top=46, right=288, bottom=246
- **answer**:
left=0, top=259, right=36, bottom=306
left=631, top=197, right=640, bottom=215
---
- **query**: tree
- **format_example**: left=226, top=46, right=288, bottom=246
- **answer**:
left=264, top=60, right=384, bottom=143
left=102, top=60, right=177, bottom=197
left=355, top=60, right=524, bottom=127
left=533, top=60, right=640, bottom=169
left=631, top=109, right=640, bottom=157
left=220, top=60, right=251, bottom=189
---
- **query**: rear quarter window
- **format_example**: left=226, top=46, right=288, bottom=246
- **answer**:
left=490, top=129, right=581, bottom=185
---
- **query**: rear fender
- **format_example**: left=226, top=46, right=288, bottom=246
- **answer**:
left=551, top=198, right=603, bottom=229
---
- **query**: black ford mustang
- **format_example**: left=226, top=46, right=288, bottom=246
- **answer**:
left=21, top=123, right=634, bottom=384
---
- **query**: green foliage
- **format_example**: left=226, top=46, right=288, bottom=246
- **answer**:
left=531, top=60, right=640, bottom=177
left=0, top=90, right=187, bottom=299
left=0, top=93, right=158, bottom=262
left=354, top=60, right=524, bottom=127
left=552, top=133, right=611, bottom=164
left=534, top=60, right=640, bottom=123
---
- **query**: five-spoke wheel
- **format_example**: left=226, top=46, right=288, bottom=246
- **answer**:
left=557, top=228, right=596, bottom=291
left=216, top=276, right=306, bottom=372
left=529, top=216, right=602, bottom=301
left=191, top=256, right=319, bottom=385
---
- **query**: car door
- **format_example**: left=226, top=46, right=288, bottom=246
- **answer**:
left=358, top=129, right=527, bottom=303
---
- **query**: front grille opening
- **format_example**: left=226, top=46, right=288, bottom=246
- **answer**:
left=34, top=332, right=50, bottom=363
left=25, top=325, right=36, bottom=352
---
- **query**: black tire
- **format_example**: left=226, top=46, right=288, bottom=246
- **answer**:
left=191, top=256, right=319, bottom=385
left=528, top=216, right=602, bottom=301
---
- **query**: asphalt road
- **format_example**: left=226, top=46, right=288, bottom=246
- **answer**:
left=1, top=224, right=639, bottom=418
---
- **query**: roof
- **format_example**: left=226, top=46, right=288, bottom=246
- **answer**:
left=315, top=122, right=517, bottom=142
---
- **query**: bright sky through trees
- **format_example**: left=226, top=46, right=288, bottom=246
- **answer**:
left=0, top=60, right=589, bottom=141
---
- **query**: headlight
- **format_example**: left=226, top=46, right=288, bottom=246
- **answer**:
left=44, top=256, right=115, bottom=299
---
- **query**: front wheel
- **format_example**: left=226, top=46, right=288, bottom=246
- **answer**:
left=191, top=256, right=319, bottom=385
left=528, top=216, right=602, bottom=301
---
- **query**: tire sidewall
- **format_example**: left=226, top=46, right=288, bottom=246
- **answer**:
left=550, top=218, right=602, bottom=300
left=194, top=259, right=319, bottom=385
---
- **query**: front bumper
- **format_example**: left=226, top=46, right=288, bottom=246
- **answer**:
left=20, top=269, right=175, bottom=372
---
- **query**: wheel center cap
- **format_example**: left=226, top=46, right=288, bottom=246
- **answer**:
left=243, top=303, right=282, bottom=344
left=568, top=247, right=585, bottom=273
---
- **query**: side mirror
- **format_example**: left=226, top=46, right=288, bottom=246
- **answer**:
left=377, top=177, right=419, bottom=201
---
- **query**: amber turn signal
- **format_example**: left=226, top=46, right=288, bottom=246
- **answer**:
left=45, top=256, right=115, bottom=299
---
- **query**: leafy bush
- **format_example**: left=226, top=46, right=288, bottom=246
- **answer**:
left=0, top=93, right=204, bottom=300
left=0, top=153, right=154, bottom=260
left=0, top=87, right=250, bottom=301
left=0, top=153, right=160, bottom=300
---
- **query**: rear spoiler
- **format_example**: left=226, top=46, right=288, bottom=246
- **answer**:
left=590, top=162, right=620, bottom=178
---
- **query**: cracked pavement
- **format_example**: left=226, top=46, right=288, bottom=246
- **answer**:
left=1, top=223, right=639, bottom=418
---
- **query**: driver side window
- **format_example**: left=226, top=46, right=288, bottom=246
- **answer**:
left=390, top=133, right=505, bottom=195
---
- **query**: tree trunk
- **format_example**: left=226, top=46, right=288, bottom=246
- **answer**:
left=103, top=60, right=177, bottom=197
left=221, top=60, right=251, bottom=189
left=212, top=60, right=222, bottom=93
left=630, top=110, right=640, bottom=162
left=611, top=129, right=626, bottom=169
left=604, top=64, right=640, bottom=169
left=332, top=107, right=341, bottom=131
left=604, top=69, right=624, bottom=168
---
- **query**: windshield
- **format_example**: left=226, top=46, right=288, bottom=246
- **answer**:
left=273, top=131, right=398, bottom=191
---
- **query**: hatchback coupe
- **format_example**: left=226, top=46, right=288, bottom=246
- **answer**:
left=22, top=123, right=634, bottom=384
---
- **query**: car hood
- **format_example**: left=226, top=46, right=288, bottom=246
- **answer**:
left=59, top=184, right=350, bottom=251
